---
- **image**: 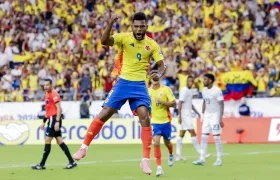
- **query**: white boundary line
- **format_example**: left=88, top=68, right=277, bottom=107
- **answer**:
left=0, top=150, right=279, bottom=169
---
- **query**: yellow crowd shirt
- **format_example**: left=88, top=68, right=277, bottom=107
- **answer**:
left=113, top=33, right=163, bottom=81
left=149, top=85, right=176, bottom=124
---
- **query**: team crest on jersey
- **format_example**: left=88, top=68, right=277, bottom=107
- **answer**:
left=159, top=92, right=163, bottom=96
left=45, top=99, right=49, bottom=104
left=145, top=45, right=150, bottom=51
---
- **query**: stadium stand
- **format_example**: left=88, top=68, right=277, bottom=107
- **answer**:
left=0, top=0, right=279, bottom=102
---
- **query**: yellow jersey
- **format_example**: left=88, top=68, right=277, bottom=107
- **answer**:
left=112, top=33, right=163, bottom=81
left=149, top=85, right=176, bottom=124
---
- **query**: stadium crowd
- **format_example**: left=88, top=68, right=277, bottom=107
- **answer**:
left=0, top=0, right=279, bottom=102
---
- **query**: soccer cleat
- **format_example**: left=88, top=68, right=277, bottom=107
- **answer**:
left=192, top=159, right=205, bottom=166
left=205, top=154, right=212, bottom=159
left=139, top=158, right=152, bottom=175
left=64, top=162, right=77, bottom=169
left=72, top=148, right=87, bottom=161
left=156, top=166, right=164, bottom=177
left=31, top=164, right=46, bottom=170
left=213, top=160, right=222, bottom=166
left=175, top=155, right=187, bottom=161
left=168, top=154, right=174, bottom=167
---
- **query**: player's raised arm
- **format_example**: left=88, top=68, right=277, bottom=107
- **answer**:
left=101, top=15, right=119, bottom=46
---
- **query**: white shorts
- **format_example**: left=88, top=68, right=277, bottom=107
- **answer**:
left=180, top=115, right=194, bottom=130
left=202, top=113, right=222, bottom=135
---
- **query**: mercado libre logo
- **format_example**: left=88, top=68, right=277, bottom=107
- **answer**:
left=0, top=120, right=30, bottom=145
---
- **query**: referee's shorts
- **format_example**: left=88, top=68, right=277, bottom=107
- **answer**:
left=46, top=116, right=62, bottom=137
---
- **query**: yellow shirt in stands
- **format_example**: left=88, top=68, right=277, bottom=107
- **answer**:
left=0, top=91, right=5, bottom=102
left=256, top=75, right=268, bottom=92
left=177, top=73, right=188, bottom=90
left=112, top=33, right=163, bottom=81
left=21, top=78, right=28, bottom=90
left=28, top=74, right=39, bottom=91
left=149, top=85, right=176, bottom=124
left=92, top=75, right=104, bottom=91
left=214, top=2, right=223, bottom=18
left=11, top=90, right=24, bottom=102
left=242, top=20, right=253, bottom=34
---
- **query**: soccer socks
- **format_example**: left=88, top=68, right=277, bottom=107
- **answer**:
left=191, top=136, right=201, bottom=155
left=60, top=143, right=74, bottom=164
left=213, top=136, right=223, bottom=161
left=176, top=137, right=182, bottom=156
left=141, top=127, right=152, bottom=159
left=167, top=142, right=173, bottom=155
left=154, top=146, right=161, bottom=166
left=40, top=144, right=51, bottom=166
left=200, top=134, right=208, bottom=161
left=83, top=117, right=105, bottom=147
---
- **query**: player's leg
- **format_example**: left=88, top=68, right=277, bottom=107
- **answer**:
left=182, top=117, right=201, bottom=155
left=176, top=130, right=186, bottom=161
left=187, top=129, right=201, bottom=155
left=192, top=118, right=211, bottom=166
left=162, top=122, right=174, bottom=167
left=211, top=116, right=223, bottom=166
left=55, top=136, right=77, bottom=169
left=32, top=136, right=52, bottom=170
left=152, top=131, right=164, bottom=177
left=72, top=107, right=117, bottom=160
left=73, top=82, right=126, bottom=160
left=136, top=105, right=153, bottom=175
left=128, top=80, right=152, bottom=174
left=188, top=129, right=212, bottom=159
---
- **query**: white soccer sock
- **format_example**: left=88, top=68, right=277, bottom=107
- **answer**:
left=81, top=144, right=88, bottom=149
left=176, top=137, right=183, bottom=156
left=199, top=134, right=208, bottom=161
left=191, top=136, right=201, bottom=155
left=213, top=136, right=223, bottom=161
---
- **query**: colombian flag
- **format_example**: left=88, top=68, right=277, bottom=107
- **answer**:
left=222, top=71, right=257, bottom=101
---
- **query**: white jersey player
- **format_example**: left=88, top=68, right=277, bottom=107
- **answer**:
left=176, top=76, right=211, bottom=161
left=192, top=73, right=224, bottom=166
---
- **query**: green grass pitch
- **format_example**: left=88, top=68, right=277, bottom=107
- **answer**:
left=0, top=144, right=279, bottom=180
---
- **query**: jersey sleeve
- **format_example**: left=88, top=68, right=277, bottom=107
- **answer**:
left=166, top=87, right=176, bottom=102
left=53, top=93, right=61, bottom=103
left=216, top=88, right=224, bottom=101
left=112, top=33, right=125, bottom=48
left=178, top=89, right=187, bottom=102
left=151, top=42, right=164, bottom=62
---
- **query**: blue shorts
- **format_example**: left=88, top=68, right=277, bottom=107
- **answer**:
left=152, top=122, right=171, bottom=140
left=103, top=78, right=151, bottom=111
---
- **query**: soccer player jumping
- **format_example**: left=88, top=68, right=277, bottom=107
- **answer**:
left=148, top=71, right=176, bottom=177
left=192, top=73, right=224, bottom=166
left=73, top=12, right=166, bottom=175
left=32, top=79, right=77, bottom=170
